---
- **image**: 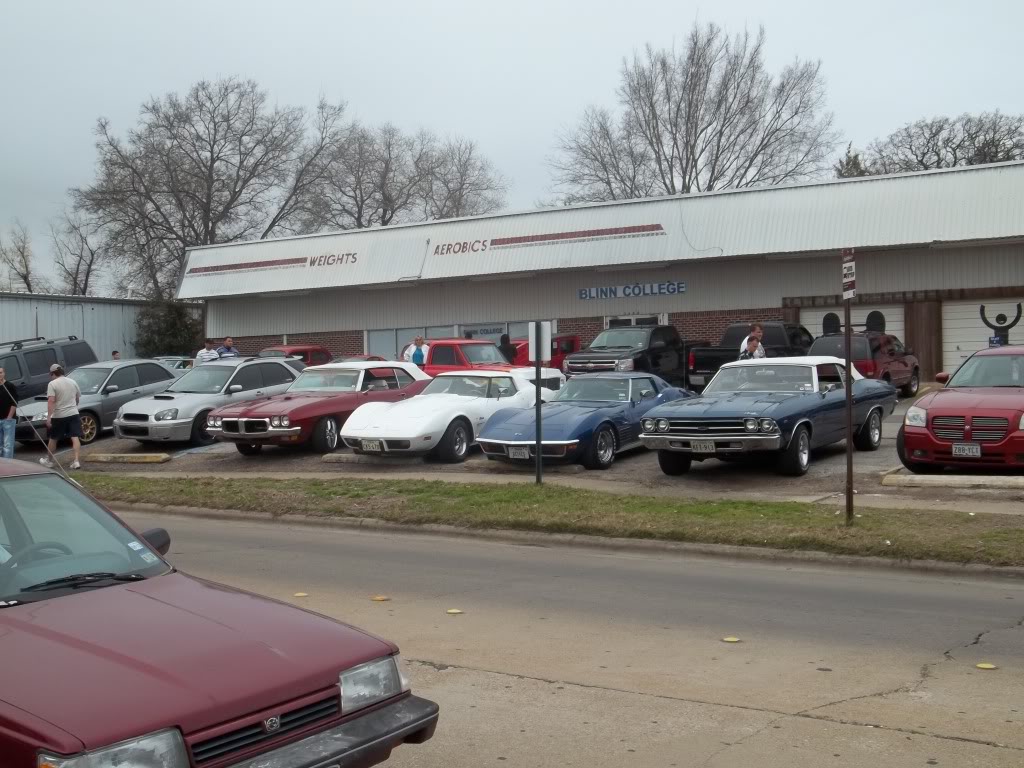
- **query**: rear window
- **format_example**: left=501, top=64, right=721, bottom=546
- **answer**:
left=62, top=342, right=97, bottom=368
left=23, top=348, right=58, bottom=377
left=809, top=336, right=870, bottom=359
left=721, top=325, right=754, bottom=347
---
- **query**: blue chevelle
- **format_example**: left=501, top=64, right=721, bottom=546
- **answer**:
left=640, top=357, right=898, bottom=476
left=478, top=373, right=691, bottom=469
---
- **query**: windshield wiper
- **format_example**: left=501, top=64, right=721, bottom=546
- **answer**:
left=22, top=572, right=147, bottom=593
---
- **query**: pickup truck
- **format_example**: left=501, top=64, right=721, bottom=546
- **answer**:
left=561, top=325, right=708, bottom=388
left=403, top=338, right=566, bottom=389
left=259, top=344, right=333, bottom=365
left=688, top=322, right=814, bottom=390
left=511, top=333, right=582, bottom=371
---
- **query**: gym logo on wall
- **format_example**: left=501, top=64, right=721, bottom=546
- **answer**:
left=981, top=303, right=1022, bottom=346
left=821, top=310, right=887, bottom=336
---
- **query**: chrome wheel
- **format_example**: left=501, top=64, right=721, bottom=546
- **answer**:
left=454, top=426, right=468, bottom=456
left=869, top=411, right=882, bottom=446
left=79, top=413, right=98, bottom=444
left=798, top=431, right=810, bottom=470
left=325, top=418, right=338, bottom=449
left=596, top=429, right=615, bottom=464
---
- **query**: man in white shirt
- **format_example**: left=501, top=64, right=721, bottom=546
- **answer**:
left=40, top=364, right=83, bottom=470
left=739, top=322, right=766, bottom=359
left=195, top=338, right=220, bottom=364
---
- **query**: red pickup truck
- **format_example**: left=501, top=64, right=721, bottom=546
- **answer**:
left=402, top=338, right=565, bottom=389
left=511, top=333, right=582, bottom=371
left=259, top=344, right=333, bottom=365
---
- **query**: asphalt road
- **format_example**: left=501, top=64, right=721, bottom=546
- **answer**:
left=122, top=511, right=1024, bottom=767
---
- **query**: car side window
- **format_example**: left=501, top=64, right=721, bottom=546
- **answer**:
left=62, top=342, right=96, bottom=368
left=363, top=368, right=395, bottom=391
left=138, top=363, right=175, bottom=385
left=284, top=359, right=305, bottom=373
left=636, top=377, right=658, bottom=398
left=0, top=355, right=23, bottom=380
left=258, top=363, right=294, bottom=387
left=311, top=352, right=331, bottom=365
left=488, top=377, right=516, bottom=398
left=107, top=366, right=140, bottom=391
left=816, top=364, right=844, bottom=391
left=890, top=337, right=906, bottom=355
left=24, top=349, right=58, bottom=377
left=431, top=345, right=457, bottom=365
left=229, top=365, right=264, bottom=391
left=559, top=338, right=575, bottom=353
left=394, top=369, right=416, bottom=388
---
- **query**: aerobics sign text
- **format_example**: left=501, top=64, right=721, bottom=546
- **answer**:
left=578, top=282, right=686, bottom=301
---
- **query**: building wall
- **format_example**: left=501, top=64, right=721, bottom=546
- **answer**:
left=231, top=330, right=364, bottom=358
left=669, top=307, right=785, bottom=346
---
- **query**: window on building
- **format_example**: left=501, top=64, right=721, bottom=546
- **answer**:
left=426, top=326, right=455, bottom=339
left=367, top=330, right=398, bottom=360
left=607, top=315, right=662, bottom=329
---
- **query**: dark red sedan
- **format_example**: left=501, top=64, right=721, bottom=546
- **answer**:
left=898, top=345, right=1024, bottom=472
left=208, top=362, right=432, bottom=454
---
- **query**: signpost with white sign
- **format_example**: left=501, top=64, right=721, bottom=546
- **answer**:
left=841, top=249, right=855, bottom=526
left=528, top=321, right=552, bottom=484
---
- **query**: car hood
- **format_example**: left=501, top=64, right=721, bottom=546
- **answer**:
left=123, top=391, right=224, bottom=415
left=214, top=391, right=362, bottom=418
left=917, top=387, right=1024, bottom=413
left=650, top=392, right=801, bottom=417
left=481, top=401, right=614, bottom=441
left=0, top=572, right=392, bottom=751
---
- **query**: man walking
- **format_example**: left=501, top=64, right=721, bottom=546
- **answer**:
left=0, top=367, right=18, bottom=460
left=196, top=338, right=220, bottom=364
left=217, top=337, right=241, bottom=357
left=403, top=336, right=430, bottom=367
left=40, top=364, right=83, bottom=470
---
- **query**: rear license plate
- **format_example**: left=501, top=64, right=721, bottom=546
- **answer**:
left=361, top=439, right=382, bottom=452
left=508, top=447, right=530, bottom=459
left=691, top=440, right=716, bottom=453
left=689, top=375, right=705, bottom=386
left=952, top=442, right=981, bottom=458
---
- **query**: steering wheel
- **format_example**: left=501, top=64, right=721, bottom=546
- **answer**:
left=0, top=541, right=74, bottom=575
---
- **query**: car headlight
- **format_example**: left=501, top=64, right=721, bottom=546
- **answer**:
left=207, top=415, right=215, bottom=426
left=759, top=418, right=777, bottom=433
left=281, top=416, right=290, bottom=427
left=38, top=728, right=188, bottom=767
left=656, top=418, right=670, bottom=432
left=1019, top=413, right=1024, bottom=431
left=340, top=656, right=407, bottom=714
left=154, top=408, right=178, bottom=421
left=642, top=418, right=655, bottom=432
left=905, top=406, right=927, bottom=428
left=743, top=418, right=758, bottom=432
left=271, top=416, right=281, bottom=427
left=616, top=359, right=635, bottom=371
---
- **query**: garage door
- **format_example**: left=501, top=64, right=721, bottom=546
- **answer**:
left=942, top=298, right=1024, bottom=373
left=801, top=305, right=905, bottom=341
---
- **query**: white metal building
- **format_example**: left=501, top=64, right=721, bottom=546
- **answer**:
left=178, top=162, right=1024, bottom=377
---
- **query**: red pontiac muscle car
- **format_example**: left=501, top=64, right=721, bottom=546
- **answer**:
left=208, top=361, right=431, bottom=455
left=898, top=345, right=1024, bottom=472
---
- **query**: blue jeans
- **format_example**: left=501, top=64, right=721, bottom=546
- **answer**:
left=0, top=418, right=14, bottom=459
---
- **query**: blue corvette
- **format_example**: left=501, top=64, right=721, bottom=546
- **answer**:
left=640, top=356, right=898, bottom=476
left=478, top=373, right=690, bottom=469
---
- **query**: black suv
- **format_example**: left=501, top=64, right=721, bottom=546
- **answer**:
left=0, top=336, right=98, bottom=399
left=561, top=325, right=707, bottom=387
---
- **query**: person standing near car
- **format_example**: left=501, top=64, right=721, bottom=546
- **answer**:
left=196, top=338, right=220, bottom=364
left=112, top=351, right=121, bottom=361
left=738, top=335, right=761, bottom=360
left=498, top=333, right=517, bottom=363
left=0, top=367, right=18, bottom=460
left=217, top=336, right=240, bottom=358
left=39, top=364, right=83, bottom=470
left=739, top=322, right=766, bottom=359
left=403, top=336, right=430, bottom=367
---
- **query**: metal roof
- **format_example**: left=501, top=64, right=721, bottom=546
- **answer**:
left=178, top=162, right=1024, bottom=300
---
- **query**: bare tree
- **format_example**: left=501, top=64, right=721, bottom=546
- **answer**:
left=0, top=220, right=50, bottom=293
left=551, top=23, right=838, bottom=202
left=861, top=112, right=1024, bottom=174
left=50, top=213, right=106, bottom=295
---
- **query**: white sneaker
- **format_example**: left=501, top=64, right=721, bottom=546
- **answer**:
left=69, top=461, right=82, bottom=470
left=39, top=458, right=55, bottom=468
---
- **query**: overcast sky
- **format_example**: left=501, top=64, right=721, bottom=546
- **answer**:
left=3, top=0, right=1022, bottom=291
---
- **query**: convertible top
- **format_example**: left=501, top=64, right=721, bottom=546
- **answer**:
left=721, top=356, right=864, bottom=380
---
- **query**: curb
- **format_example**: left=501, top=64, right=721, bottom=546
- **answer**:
left=321, top=453, right=585, bottom=474
left=86, top=454, right=172, bottom=464
left=106, top=501, right=1024, bottom=581
left=882, top=469, right=1024, bottom=489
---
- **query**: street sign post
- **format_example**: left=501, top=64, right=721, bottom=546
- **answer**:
left=841, top=249, right=855, bottom=526
left=529, top=321, right=552, bottom=485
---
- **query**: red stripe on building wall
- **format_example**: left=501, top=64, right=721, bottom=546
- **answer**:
left=489, top=224, right=665, bottom=248
left=188, top=257, right=307, bottom=275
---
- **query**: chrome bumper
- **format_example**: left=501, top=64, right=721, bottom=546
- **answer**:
left=113, top=417, right=194, bottom=442
left=640, top=433, right=783, bottom=453
left=210, top=425, right=302, bottom=439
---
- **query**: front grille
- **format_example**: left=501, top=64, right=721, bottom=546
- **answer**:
left=931, top=416, right=1008, bottom=443
left=191, top=694, right=340, bottom=764
left=567, top=359, right=617, bottom=373
left=667, top=419, right=748, bottom=437
left=931, top=416, right=965, bottom=441
left=119, top=426, right=148, bottom=437
left=121, top=413, right=149, bottom=422
left=243, top=419, right=269, bottom=433
left=385, top=440, right=411, bottom=449
left=222, top=420, right=240, bottom=434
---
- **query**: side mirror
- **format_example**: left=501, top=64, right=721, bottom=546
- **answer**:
left=935, top=372, right=950, bottom=384
left=228, top=384, right=243, bottom=394
left=140, top=527, right=171, bottom=556
left=497, top=387, right=511, bottom=398
left=104, top=385, right=119, bottom=394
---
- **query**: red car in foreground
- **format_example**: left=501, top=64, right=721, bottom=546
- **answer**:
left=208, top=362, right=432, bottom=454
left=0, top=460, right=438, bottom=767
left=898, top=346, right=1024, bottom=472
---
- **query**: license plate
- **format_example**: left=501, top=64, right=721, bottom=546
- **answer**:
left=361, top=439, right=382, bottom=452
left=690, top=375, right=705, bottom=386
left=508, top=447, right=530, bottom=459
left=952, top=443, right=981, bottom=458
left=691, top=440, right=716, bottom=453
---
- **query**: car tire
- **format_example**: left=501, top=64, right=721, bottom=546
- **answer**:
left=896, top=425, right=941, bottom=474
left=582, top=424, right=617, bottom=470
left=435, top=418, right=472, bottom=463
left=311, top=417, right=340, bottom=453
left=189, top=413, right=215, bottom=446
left=777, top=425, right=811, bottom=476
left=901, top=369, right=920, bottom=398
left=657, top=450, right=692, bottom=476
left=236, top=442, right=263, bottom=456
left=78, top=411, right=99, bottom=445
left=854, top=409, right=882, bottom=452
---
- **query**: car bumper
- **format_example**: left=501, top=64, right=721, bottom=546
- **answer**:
left=113, top=417, right=194, bottom=442
left=902, top=426, right=1024, bottom=467
left=341, top=435, right=431, bottom=455
left=227, top=695, right=439, bottom=768
left=640, top=433, right=783, bottom=453
left=477, top=438, right=582, bottom=462
left=15, top=421, right=48, bottom=441
left=210, top=424, right=304, bottom=444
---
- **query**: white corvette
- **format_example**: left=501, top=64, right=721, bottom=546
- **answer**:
left=341, top=370, right=540, bottom=462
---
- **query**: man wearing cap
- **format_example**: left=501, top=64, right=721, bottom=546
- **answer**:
left=40, top=364, right=83, bottom=470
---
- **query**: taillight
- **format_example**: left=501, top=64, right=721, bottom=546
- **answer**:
left=857, top=359, right=876, bottom=377
left=688, top=351, right=696, bottom=371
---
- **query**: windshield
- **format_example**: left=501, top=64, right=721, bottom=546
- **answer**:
left=68, top=367, right=111, bottom=395
left=168, top=365, right=233, bottom=394
left=705, top=365, right=815, bottom=394
left=422, top=375, right=490, bottom=397
left=462, top=344, right=508, bottom=364
left=288, top=369, right=360, bottom=392
left=555, top=378, right=630, bottom=402
left=588, top=329, right=649, bottom=349
left=947, top=354, right=1024, bottom=388
left=0, top=475, right=169, bottom=605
